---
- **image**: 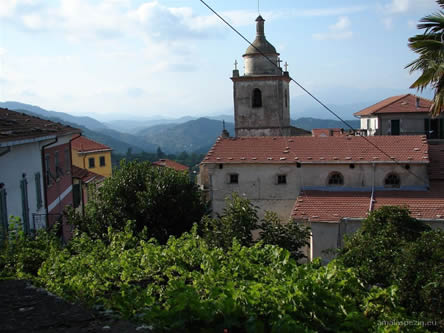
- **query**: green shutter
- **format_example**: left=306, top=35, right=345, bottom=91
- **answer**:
left=0, top=188, right=7, bottom=239
left=35, top=172, right=42, bottom=209
left=20, top=179, right=30, bottom=235
left=73, top=183, right=81, bottom=208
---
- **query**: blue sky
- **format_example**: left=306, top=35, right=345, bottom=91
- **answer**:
left=0, top=0, right=438, bottom=120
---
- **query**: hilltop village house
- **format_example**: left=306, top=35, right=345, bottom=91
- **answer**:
left=71, top=136, right=113, bottom=178
left=354, top=94, right=444, bottom=139
left=0, top=108, right=81, bottom=238
left=198, top=16, right=444, bottom=261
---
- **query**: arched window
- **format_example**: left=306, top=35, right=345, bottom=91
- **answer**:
left=252, top=88, right=262, bottom=108
left=328, top=172, right=344, bottom=186
left=284, top=89, right=288, bottom=108
left=385, top=173, right=400, bottom=188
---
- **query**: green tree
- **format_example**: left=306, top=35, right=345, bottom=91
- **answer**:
left=67, top=160, right=207, bottom=243
left=406, top=0, right=444, bottom=116
left=200, top=194, right=310, bottom=260
left=259, top=211, right=310, bottom=261
left=200, top=193, right=259, bottom=248
left=393, top=230, right=444, bottom=325
left=338, top=206, right=430, bottom=286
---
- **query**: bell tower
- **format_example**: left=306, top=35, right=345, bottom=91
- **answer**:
left=232, top=16, right=295, bottom=137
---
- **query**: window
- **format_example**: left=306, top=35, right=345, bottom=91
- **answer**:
left=99, top=156, right=106, bottom=167
left=284, top=89, right=288, bottom=108
left=390, top=119, right=400, bottom=135
left=89, top=157, right=95, bottom=168
left=65, top=148, right=70, bottom=173
left=252, top=88, right=262, bottom=108
left=385, top=173, right=400, bottom=188
left=35, top=172, right=42, bottom=209
left=328, top=172, right=344, bottom=186
left=277, top=175, right=287, bottom=184
left=367, top=118, right=371, bottom=129
left=229, top=174, right=238, bottom=184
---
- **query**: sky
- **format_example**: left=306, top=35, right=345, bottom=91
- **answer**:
left=0, top=0, right=439, bottom=121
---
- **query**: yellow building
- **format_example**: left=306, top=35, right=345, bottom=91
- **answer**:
left=71, top=136, right=112, bottom=178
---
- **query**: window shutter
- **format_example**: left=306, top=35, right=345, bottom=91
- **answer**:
left=0, top=188, right=7, bottom=238
left=20, top=178, right=30, bottom=235
left=35, top=172, right=42, bottom=209
left=73, top=183, right=81, bottom=208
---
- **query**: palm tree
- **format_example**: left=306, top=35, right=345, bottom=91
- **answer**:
left=406, top=0, right=444, bottom=117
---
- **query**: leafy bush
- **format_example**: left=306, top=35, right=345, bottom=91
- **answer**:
left=338, top=206, right=443, bottom=331
left=393, top=230, right=444, bottom=326
left=0, top=217, right=60, bottom=279
left=67, top=160, right=207, bottom=243
left=37, top=223, right=422, bottom=332
left=338, top=206, right=430, bottom=286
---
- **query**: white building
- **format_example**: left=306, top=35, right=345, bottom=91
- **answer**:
left=0, top=108, right=80, bottom=236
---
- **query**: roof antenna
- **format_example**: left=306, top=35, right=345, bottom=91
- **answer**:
left=257, top=0, right=260, bottom=15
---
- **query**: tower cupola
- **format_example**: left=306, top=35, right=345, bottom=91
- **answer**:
left=243, top=16, right=280, bottom=76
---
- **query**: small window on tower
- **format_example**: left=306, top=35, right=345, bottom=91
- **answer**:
left=252, top=88, right=262, bottom=108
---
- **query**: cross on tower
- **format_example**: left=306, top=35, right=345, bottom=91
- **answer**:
left=234, top=59, right=238, bottom=70
left=284, top=61, right=288, bottom=72
left=277, top=57, right=282, bottom=68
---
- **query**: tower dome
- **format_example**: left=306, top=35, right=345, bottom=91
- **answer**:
left=243, top=16, right=281, bottom=76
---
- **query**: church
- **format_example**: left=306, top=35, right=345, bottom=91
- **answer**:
left=198, top=16, right=444, bottom=261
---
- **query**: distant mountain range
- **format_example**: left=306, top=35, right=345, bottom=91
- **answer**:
left=1, top=100, right=362, bottom=154
left=0, top=101, right=108, bottom=130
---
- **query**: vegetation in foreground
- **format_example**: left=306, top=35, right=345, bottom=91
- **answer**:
left=1, top=208, right=443, bottom=331
left=1, top=163, right=443, bottom=332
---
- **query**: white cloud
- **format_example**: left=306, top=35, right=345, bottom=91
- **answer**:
left=313, top=16, right=353, bottom=41
left=291, top=6, right=368, bottom=17
left=386, top=0, right=409, bottom=13
left=0, top=0, right=17, bottom=17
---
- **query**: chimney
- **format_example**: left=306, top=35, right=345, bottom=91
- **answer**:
left=416, top=97, right=420, bottom=108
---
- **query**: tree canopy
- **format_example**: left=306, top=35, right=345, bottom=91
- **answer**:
left=67, top=160, right=207, bottom=243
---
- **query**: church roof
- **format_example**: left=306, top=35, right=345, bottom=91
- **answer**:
left=244, top=16, right=278, bottom=56
left=292, top=181, right=444, bottom=222
left=354, top=94, right=433, bottom=117
left=201, top=135, right=429, bottom=164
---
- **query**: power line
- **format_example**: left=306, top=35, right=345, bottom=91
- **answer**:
left=199, top=0, right=429, bottom=185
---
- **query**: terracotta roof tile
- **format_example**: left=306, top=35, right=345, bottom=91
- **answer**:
left=292, top=181, right=444, bottom=222
left=72, top=165, right=105, bottom=183
left=0, top=108, right=80, bottom=144
left=354, top=94, right=433, bottom=116
left=71, top=136, right=111, bottom=153
left=311, top=128, right=345, bottom=137
left=152, top=159, right=189, bottom=171
left=202, top=135, right=429, bottom=164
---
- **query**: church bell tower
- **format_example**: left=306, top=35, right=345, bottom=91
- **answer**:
left=232, top=15, right=294, bottom=137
